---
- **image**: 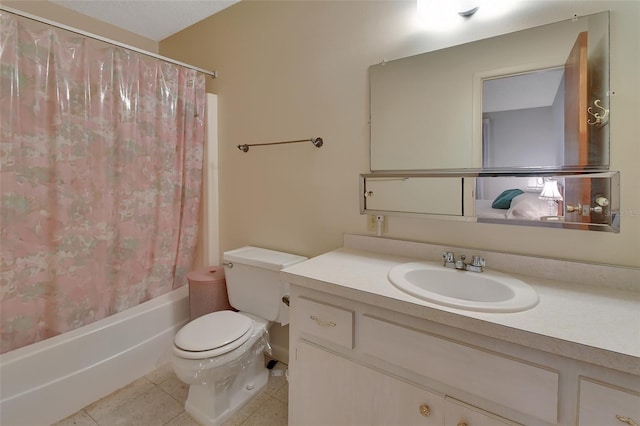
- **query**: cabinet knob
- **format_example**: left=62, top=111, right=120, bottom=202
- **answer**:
left=616, top=415, right=639, bottom=426
left=418, top=404, right=431, bottom=417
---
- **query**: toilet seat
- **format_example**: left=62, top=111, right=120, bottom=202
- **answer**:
left=174, top=311, right=255, bottom=360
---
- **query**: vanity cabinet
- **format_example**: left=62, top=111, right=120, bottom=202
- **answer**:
left=290, top=293, right=526, bottom=426
left=288, top=286, right=640, bottom=426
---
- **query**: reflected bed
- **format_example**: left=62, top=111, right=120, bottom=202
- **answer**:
left=476, top=192, right=552, bottom=220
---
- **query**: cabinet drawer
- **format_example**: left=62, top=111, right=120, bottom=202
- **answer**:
left=296, top=297, right=354, bottom=349
left=445, top=396, right=522, bottom=426
left=578, top=378, right=640, bottom=426
left=359, top=315, right=558, bottom=424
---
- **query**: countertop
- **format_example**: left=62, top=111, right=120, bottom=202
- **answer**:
left=282, top=246, right=640, bottom=376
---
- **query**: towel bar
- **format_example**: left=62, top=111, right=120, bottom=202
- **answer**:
left=237, top=137, right=323, bottom=152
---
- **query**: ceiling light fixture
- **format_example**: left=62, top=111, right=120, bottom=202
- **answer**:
left=416, top=0, right=480, bottom=30
left=456, top=0, right=480, bottom=17
left=458, top=6, right=479, bottom=17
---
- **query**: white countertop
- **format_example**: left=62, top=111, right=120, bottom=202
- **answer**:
left=282, top=246, right=640, bottom=376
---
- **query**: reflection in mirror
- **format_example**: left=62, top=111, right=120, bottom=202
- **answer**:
left=474, top=171, right=619, bottom=232
left=482, top=68, right=566, bottom=168
left=476, top=176, right=563, bottom=220
left=482, top=17, right=609, bottom=169
left=370, top=11, right=609, bottom=171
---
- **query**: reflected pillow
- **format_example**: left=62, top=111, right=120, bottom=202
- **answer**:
left=507, top=193, right=551, bottom=219
left=491, top=189, right=524, bottom=209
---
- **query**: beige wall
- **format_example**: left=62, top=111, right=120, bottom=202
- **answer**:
left=4, top=2, right=637, bottom=265
left=2, top=0, right=158, bottom=52
left=160, top=0, right=640, bottom=268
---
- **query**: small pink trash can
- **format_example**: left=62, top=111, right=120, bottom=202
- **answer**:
left=187, top=266, right=233, bottom=320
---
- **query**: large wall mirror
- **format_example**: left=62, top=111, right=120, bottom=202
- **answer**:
left=370, top=11, right=610, bottom=171
left=365, top=11, right=617, bottom=232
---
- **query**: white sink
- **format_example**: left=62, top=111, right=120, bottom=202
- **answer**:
left=387, top=262, right=539, bottom=312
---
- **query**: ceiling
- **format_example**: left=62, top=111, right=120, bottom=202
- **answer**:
left=483, top=68, right=565, bottom=113
left=50, top=0, right=240, bottom=41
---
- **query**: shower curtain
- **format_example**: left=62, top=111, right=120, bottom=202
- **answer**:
left=0, top=12, right=205, bottom=354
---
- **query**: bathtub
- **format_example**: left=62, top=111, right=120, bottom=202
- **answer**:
left=0, top=286, right=190, bottom=426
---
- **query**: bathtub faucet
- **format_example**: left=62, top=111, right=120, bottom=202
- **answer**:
left=442, top=252, right=485, bottom=273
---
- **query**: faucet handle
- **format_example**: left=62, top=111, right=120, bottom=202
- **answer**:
left=471, top=256, right=485, bottom=267
left=442, top=252, right=455, bottom=263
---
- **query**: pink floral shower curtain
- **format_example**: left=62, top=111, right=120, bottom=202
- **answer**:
left=0, top=12, right=205, bottom=354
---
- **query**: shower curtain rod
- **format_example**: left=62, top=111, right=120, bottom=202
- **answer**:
left=0, top=5, right=217, bottom=78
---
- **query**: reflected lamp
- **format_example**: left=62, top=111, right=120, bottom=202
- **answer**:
left=539, top=180, right=563, bottom=216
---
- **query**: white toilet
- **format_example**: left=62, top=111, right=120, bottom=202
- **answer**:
left=171, top=246, right=307, bottom=426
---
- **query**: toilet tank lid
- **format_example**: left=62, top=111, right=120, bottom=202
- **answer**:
left=223, top=246, right=307, bottom=271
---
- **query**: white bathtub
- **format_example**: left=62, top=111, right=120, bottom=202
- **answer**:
left=0, top=286, right=190, bottom=426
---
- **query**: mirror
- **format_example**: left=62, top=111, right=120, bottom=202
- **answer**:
left=360, top=172, right=620, bottom=232
left=364, top=11, right=615, bottom=232
left=369, top=11, right=609, bottom=171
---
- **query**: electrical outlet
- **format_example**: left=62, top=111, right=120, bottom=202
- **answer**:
left=367, top=214, right=377, bottom=232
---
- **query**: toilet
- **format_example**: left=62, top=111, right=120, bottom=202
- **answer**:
left=171, top=246, right=307, bottom=426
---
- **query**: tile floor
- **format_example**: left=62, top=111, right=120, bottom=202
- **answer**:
left=53, top=362, right=289, bottom=426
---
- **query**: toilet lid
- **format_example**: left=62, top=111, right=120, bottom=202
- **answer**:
left=174, top=310, right=253, bottom=352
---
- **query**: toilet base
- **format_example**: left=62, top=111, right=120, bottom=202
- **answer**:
left=184, top=362, right=269, bottom=426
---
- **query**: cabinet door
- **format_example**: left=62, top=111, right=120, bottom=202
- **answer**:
left=444, top=397, right=522, bottom=426
left=360, top=315, right=558, bottom=424
left=364, top=177, right=464, bottom=216
left=290, top=340, right=444, bottom=426
left=578, top=378, right=640, bottom=426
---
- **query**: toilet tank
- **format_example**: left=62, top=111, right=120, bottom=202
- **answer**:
left=223, top=246, right=307, bottom=321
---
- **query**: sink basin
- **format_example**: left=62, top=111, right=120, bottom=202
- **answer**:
left=387, top=262, right=539, bottom=312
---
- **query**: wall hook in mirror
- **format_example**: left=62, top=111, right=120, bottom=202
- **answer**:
left=587, top=99, right=609, bottom=126
left=237, top=137, right=323, bottom=153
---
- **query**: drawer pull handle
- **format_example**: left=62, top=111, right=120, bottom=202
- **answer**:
left=616, top=415, right=639, bottom=426
left=418, top=404, right=431, bottom=417
left=310, top=315, right=336, bottom=327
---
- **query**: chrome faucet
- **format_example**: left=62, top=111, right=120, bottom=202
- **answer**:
left=442, top=252, right=485, bottom=273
